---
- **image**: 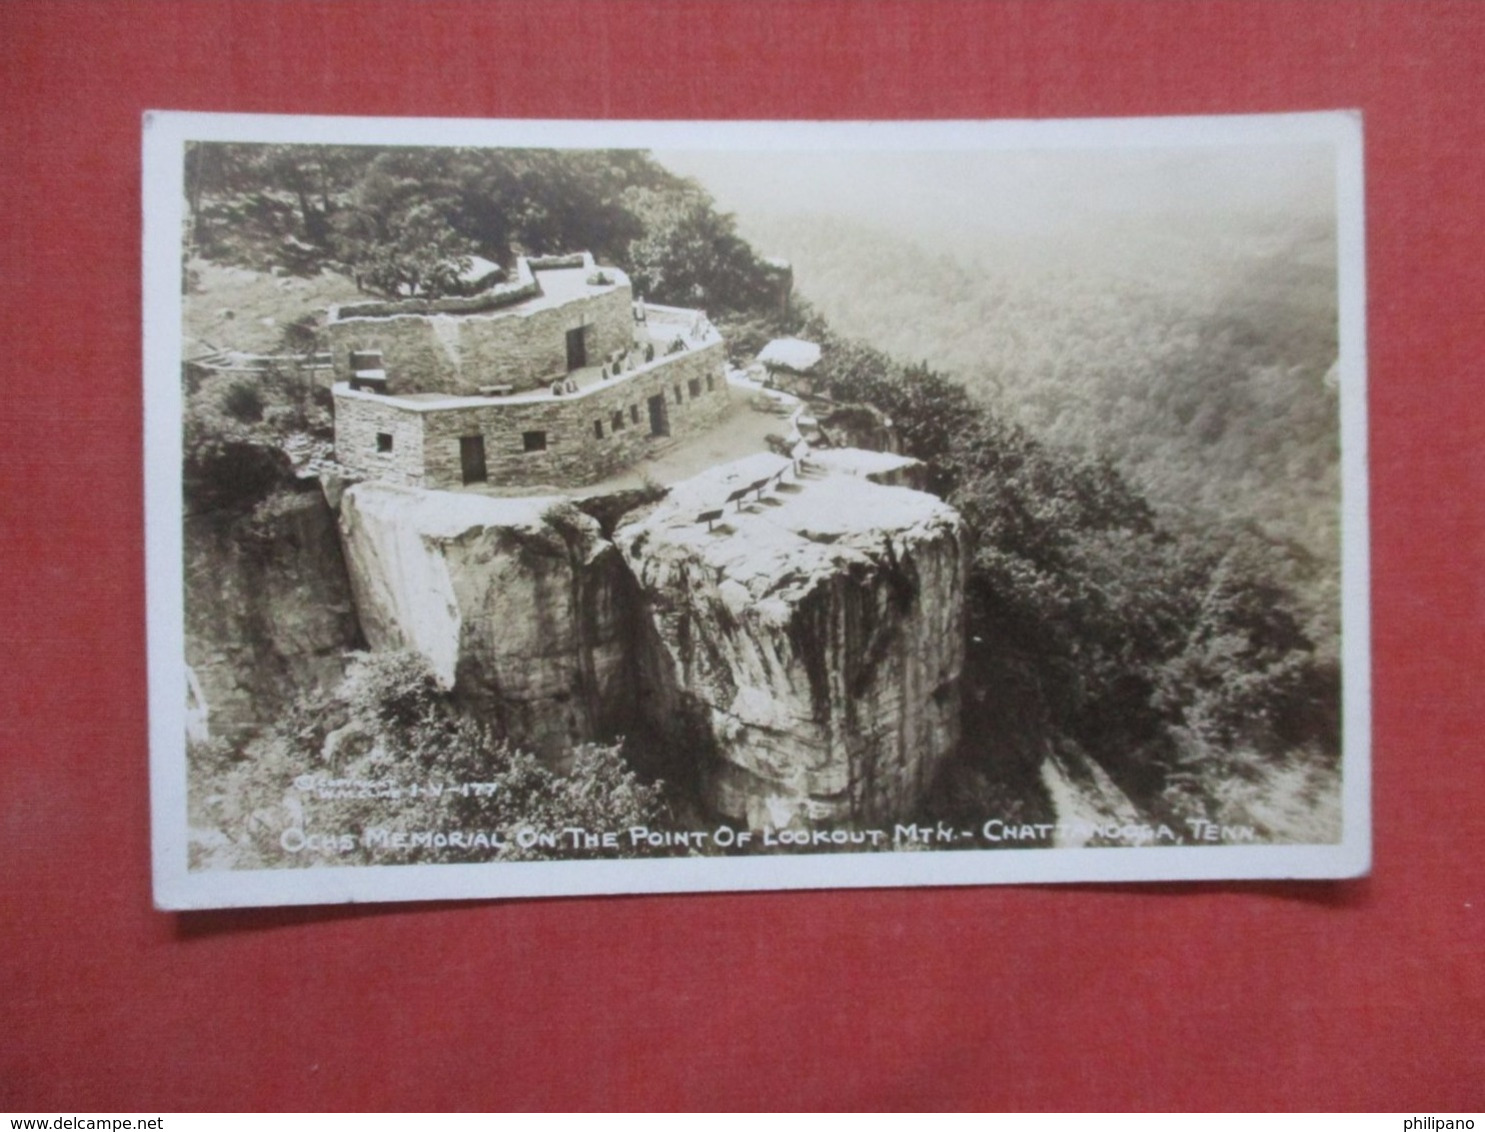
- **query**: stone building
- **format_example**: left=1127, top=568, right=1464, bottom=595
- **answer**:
left=331, top=253, right=732, bottom=491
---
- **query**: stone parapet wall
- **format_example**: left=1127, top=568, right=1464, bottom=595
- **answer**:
left=332, top=277, right=540, bottom=321
left=326, top=281, right=634, bottom=396
left=333, top=340, right=731, bottom=491
left=421, top=342, right=729, bottom=489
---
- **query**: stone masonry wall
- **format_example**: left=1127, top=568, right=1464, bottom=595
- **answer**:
left=334, top=340, right=731, bottom=490
left=326, top=282, right=634, bottom=396
left=331, top=397, right=428, bottom=486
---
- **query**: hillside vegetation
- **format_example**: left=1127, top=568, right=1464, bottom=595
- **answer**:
left=746, top=210, right=1341, bottom=655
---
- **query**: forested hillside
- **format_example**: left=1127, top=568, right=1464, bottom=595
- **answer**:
left=185, top=143, right=785, bottom=322
left=740, top=210, right=1340, bottom=654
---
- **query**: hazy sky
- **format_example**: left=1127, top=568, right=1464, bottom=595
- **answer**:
left=656, top=144, right=1336, bottom=253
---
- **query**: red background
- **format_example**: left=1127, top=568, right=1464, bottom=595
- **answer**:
left=2, top=1, right=1482, bottom=1112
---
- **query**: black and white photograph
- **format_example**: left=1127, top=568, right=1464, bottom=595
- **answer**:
left=144, top=113, right=1369, bottom=908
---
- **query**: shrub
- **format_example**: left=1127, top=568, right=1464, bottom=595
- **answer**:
left=196, top=651, right=669, bottom=868
left=221, top=379, right=265, bottom=423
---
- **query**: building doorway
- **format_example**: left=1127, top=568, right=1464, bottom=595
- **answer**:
left=647, top=393, right=670, bottom=437
left=460, top=435, right=488, bottom=484
left=565, top=326, right=587, bottom=371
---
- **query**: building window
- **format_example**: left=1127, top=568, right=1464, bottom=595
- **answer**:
left=674, top=385, right=683, bottom=405
left=629, top=404, right=640, bottom=425
left=375, top=432, right=393, bottom=453
left=688, top=378, right=702, bottom=399
left=523, top=430, right=547, bottom=453
left=706, top=374, right=715, bottom=392
left=593, top=419, right=605, bottom=440
left=611, top=410, right=625, bottom=432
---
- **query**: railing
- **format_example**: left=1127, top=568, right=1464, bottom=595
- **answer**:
left=188, top=350, right=333, bottom=374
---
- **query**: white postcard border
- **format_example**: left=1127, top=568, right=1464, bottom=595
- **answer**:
left=144, top=111, right=1370, bottom=910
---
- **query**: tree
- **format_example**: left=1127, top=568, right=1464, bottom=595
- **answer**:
left=329, top=150, right=475, bottom=297
left=184, top=142, right=374, bottom=265
left=623, top=189, right=778, bottom=314
left=1153, top=538, right=1319, bottom=758
left=808, top=330, right=979, bottom=495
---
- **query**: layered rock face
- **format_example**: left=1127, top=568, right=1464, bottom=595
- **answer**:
left=336, top=452, right=965, bottom=823
left=616, top=454, right=966, bottom=827
left=184, top=484, right=360, bottom=740
left=338, top=483, right=633, bottom=765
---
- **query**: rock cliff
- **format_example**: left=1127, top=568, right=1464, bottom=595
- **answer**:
left=184, top=484, right=360, bottom=740
left=616, top=454, right=966, bottom=827
left=337, top=483, right=634, bottom=765
left=333, top=452, right=965, bottom=823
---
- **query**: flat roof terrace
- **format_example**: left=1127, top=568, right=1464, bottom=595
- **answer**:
left=582, top=380, right=791, bottom=495
left=527, top=264, right=601, bottom=306
left=328, top=253, right=628, bottom=325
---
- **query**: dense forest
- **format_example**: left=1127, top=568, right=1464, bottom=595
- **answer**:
left=184, top=142, right=1342, bottom=862
left=184, top=143, right=780, bottom=317
left=737, top=209, right=1342, bottom=659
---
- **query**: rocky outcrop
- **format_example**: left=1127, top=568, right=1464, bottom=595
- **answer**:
left=808, top=447, right=927, bottom=491
left=337, top=483, right=633, bottom=766
left=334, top=451, right=966, bottom=822
left=184, top=484, right=360, bottom=740
left=816, top=402, right=899, bottom=454
left=616, top=453, right=966, bottom=827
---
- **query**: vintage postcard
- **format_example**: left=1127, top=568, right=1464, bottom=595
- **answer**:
left=144, top=112, right=1369, bottom=909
